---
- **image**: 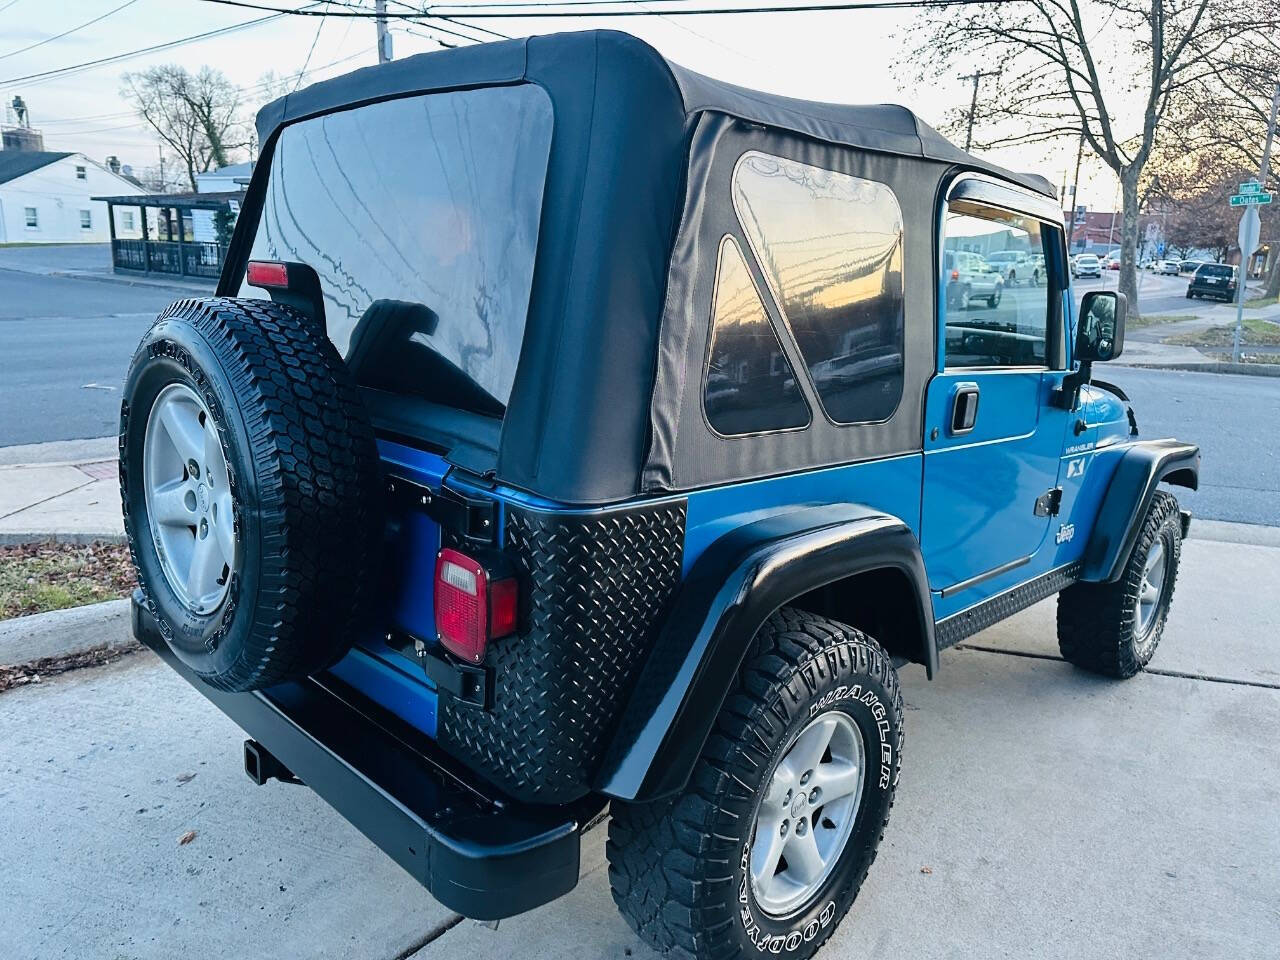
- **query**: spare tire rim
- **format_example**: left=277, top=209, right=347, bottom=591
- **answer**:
left=143, top=382, right=237, bottom=614
left=1135, top=539, right=1166, bottom=643
left=750, top=710, right=865, bottom=918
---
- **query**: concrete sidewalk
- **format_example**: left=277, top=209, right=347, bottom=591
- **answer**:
left=1, top=532, right=1277, bottom=959
left=0, top=437, right=123, bottom=544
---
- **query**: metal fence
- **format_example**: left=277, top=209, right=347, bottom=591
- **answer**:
left=111, top=239, right=226, bottom=281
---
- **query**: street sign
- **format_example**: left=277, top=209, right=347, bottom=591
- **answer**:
left=1239, top=207, right=1261, bottom=259
left=1239, top=180, right=1263, bottom=194
left=1229, top=192, right=1273, bottom=206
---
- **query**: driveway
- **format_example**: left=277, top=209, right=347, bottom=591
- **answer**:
left=3, top=528, right=1277, bottom=960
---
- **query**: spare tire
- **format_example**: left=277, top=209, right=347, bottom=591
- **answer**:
left=120, top=297, right=383, bottom=691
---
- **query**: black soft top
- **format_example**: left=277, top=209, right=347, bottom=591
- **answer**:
left=236, top=32, right=1057, bottom=504
left=256, top=31, right=1051, bottom=198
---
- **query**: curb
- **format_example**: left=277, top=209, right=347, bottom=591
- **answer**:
left=1118, top=361, right=1280, bottom=377
left=0, top=532, right=126, bottom=546
left=47, top=269, right=213, bottom=296
left=0, top=598, right=132, bottom=668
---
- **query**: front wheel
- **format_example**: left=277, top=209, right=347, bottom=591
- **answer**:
left=607, top=608, right=903, bottom=960
left=1057, top=491, right=1182, bottom=678
left=987, top=288, right=1002, bottom=308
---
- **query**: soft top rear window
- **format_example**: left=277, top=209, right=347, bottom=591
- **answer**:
left=237, top=84, right=554, bottom=415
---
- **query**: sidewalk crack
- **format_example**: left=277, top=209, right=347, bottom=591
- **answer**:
left=0, top=476, right=96, bottom=521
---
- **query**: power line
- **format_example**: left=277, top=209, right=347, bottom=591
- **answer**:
left=0, top=0, right=140, bottom=63
left=198, top=0, right=1016, bottom=19
left=0, top=14, right=285, bottom=86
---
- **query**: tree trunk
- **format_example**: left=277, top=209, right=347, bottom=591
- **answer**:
left=1118, top=167, right=1142, bottom=317
left=186, top=158, right=198, bottom=193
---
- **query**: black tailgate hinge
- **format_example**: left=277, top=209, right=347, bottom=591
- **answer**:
left=1034, top=487, right=1063, bottom=517
left=385, top=474, right=497, bottom=547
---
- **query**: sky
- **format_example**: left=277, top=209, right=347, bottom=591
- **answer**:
left=0, top=0, right=1122, bottom=208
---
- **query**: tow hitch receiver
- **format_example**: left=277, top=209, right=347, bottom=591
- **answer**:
left=244, top=739, right=301, bottom=786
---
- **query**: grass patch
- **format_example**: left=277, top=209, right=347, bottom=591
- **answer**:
left=0, top=541, right=135, bottom=620
left=1129, top=313, right=1191, bottom=328
left=1166, top=316, right=1280, bottom=347
left=1244, top=296, right=1279, bottom=309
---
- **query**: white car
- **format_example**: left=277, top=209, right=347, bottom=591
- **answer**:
left=1072, top=254, right=1101, bottom=279
left=984, top=250, right=1036, bottom=285
left=1158, top=259, right=1181, bottom=275
left=944, top=250, right=1004, bottom=309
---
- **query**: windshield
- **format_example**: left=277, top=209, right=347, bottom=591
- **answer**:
left=237, top=85, right=554, bottom=414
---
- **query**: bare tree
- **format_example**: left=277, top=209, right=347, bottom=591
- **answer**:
left=122, top=65, right=247, bottom=191
left=903, top=0, right=1280, bottom=315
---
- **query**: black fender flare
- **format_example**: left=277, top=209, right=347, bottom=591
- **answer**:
left=1081, top=438, right=1200, bottom=583
left=596, top=503, right=935, bottom=802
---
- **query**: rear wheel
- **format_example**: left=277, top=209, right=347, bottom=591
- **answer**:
left=1057, top=491, right=1182, bottom=678
left=607, top=608, right=903, bottom=960
left=987, top=287, right=1002, bottom=308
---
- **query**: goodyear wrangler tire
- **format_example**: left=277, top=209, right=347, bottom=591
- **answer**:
left=607, top=608, right=903, bottom=960
left=1057, top=490, right=1182, bottom=678
left=120, top=297, right=382, bottom=692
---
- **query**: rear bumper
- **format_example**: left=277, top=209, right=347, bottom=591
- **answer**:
left=131, top=591, right=590, bottom=920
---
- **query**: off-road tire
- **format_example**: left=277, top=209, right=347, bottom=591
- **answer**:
left=607, top=608, right=903, bottom=960
left=1057, top=491, right=1182, bottom=678
left=120, top=297, right=383, bottom=691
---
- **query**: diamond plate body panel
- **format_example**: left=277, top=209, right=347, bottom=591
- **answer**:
left=936, top=562, right=1080, bottom=649
left=438, top=500, right=686, bottom=803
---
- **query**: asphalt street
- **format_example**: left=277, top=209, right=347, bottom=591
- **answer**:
left=1107, top=366, right=1280, bottom=526
left=2, top=532, right=1277, bottom=960
left=0, top=266, right=180, bottom=446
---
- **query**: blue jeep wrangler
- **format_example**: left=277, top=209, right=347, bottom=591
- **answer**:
left=121, top=31, right=1199, bottom=960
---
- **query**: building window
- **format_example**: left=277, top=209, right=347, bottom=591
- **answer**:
left=80, top=210, right=93, bottom=230
left=75, top=165, right=87, bottom=180
left=733, top=152, right=906, bottom=425
left=121, top=210, right=135, bottom=231
left=703, top=235, right=811, bottom=436
left=24, top=207, right=38, bottom=229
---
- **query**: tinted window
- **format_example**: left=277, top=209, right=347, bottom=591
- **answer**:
left=943, top=200, right=1052, bottom=368
left=733, top=152, right=904, bottom=424
left=704, top=237, right=810, bottom=436
left=238, top=85, right=553, bottom=413
left=1197, top=264, right=1232, bottom=278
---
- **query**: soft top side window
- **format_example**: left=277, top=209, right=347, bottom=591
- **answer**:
left=732, top=151, right=905, bottom=426
left=703, top=235, right=811, bottom=437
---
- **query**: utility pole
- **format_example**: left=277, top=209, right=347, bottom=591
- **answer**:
left=1232, top=81, right=1280, bottom=363
left=1065, top=129, right=1085, bottom=253
left=960, top=70, right=999, bottom=152
left=375, top=0, right=392, bottom=64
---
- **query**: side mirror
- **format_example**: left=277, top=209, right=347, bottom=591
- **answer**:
left=1077, top=290, right=1127, bottom=362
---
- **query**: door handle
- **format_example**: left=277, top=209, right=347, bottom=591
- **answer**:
left=950, top=382, right=980, bottom=435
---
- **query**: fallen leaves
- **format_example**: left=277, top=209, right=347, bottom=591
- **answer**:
left=920, top=866, right=933, bottom=875
left=179, top=830, right=197, bottom=846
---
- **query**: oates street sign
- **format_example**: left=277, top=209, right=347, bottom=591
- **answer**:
left=1230, top=192, right=1273, bottom=206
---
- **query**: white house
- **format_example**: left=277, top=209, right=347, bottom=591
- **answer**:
left=195, top=161, right=253, bottom=194
left=0, top=151, right=146, bottom=243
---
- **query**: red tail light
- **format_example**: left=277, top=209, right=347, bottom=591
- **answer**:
left=247, top=260, right=290, bottom=288
left=434, top=548, right=517, bottom=664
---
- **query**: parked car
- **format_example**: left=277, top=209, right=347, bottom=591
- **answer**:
left=1072, top=253, right=1102, bottom=278
left=945, top=249, right=1005, bottom=307
left=1180, top=259, right=1202, bottom=274
left=1158, top=258, right=1181, bottom=275
left=1187, top=263, right=1238, bottom=302
left=985, top=249, right=1037, bottom=285
left=1107, top=258, right=1120, bottom=270
left=119, top=32, right=1199, bottom=960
